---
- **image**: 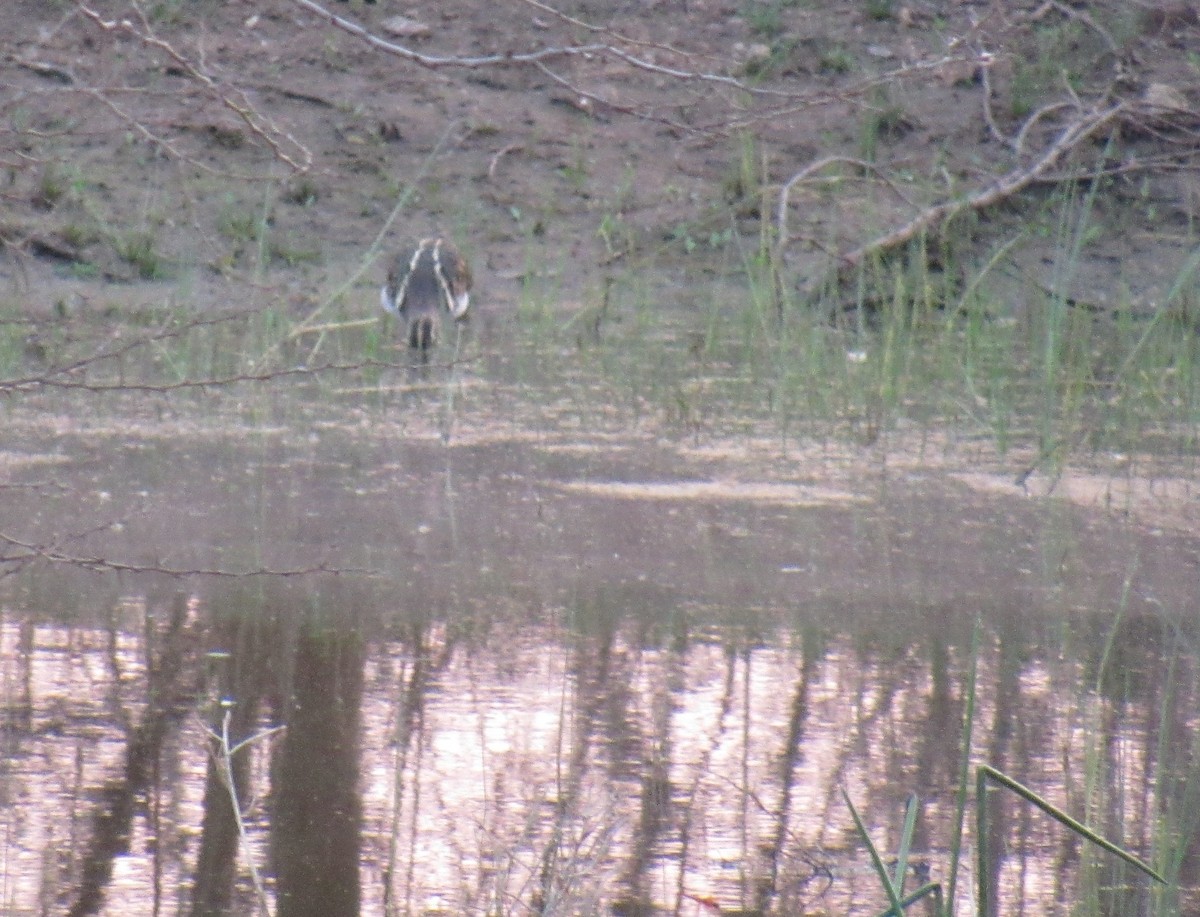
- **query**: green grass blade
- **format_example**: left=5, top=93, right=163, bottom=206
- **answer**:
left=976, top=765, right=990, bottom=917
left=946, top=615, right=981, bottom=917
left=870, top=882, right=944, bottom=917
left=892, top=792, right=919, bottom=895
left=978, top=764, right=1166, bottom=885
left=843, top=787, right=906, bottom=916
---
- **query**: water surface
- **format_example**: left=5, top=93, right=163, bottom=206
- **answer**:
left=1, top=361, right=1197, bottom=917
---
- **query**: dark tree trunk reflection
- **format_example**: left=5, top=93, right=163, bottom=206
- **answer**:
left=271, top=624, right=364, bottom=917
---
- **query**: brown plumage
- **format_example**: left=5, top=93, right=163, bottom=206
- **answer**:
left=379, top=238, right=472, bottom=351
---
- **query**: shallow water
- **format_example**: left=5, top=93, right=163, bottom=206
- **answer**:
left=1, top=349, right=1198, bottom=917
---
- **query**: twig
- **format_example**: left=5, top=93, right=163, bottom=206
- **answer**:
left=79, top=87, right=282, bottom=182
left=0, top=357, right=429, bottom=394
left=513, top=0, right=705, bottom=63
left=534, top=61, right=696, bottom=133
left=1013, top=101, right=1075, bottom=156
left=202, top=709, right=285, bottom=917
left=77, top=3, right=312, bottom=172
left=977, top=52, right=1010, bottom=148
left=0, top=309, right=263, bottom=392
left=776, top=156, right=920, bottom=251
left=281, top=0, right=998, bottom=138
left=487, top=143, right=524, bottom=180
left=820, top=102, right=1127, bottom=281
left=290, top=0, right=610, bottom=69
left=0, top=532, right=371, bottom=579
left=14, top=57, right=75, bottom=84
left=289, top=0, right=791, bottom=98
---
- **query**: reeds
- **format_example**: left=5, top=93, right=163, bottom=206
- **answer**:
left=844, top=620, right=1170, bottom=917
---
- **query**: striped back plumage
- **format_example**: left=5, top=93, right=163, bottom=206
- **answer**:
left=380, top=237, right=473, bottom=351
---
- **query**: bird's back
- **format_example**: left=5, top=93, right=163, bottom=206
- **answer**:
left=380, top=238, right=473, bottom=351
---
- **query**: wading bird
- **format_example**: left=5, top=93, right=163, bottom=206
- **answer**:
left=380, top=237, right=472, bottom=354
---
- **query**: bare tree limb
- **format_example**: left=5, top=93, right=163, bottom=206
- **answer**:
left=288, top=0, right=612, bottom=70
left=0, top=309, right=260, bottom=392
left=780, top=101, right=1128, bottom=297
left=776, top=156, right=922, bottom=252
left=1013, top=101, right=1077, bottom=157
left=77, top=2, right=312, bottom=172
left=201, top=711, right=284, bottom=917
left=288, top=0, right=995, bottom=138
left=78, top=86, right=285, bottom=182
left=0, top=355, right=479, bottom=394
left=0, top=531, right=372, bottom=579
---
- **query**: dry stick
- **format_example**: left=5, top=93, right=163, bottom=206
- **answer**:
left=289, top=0, right=992, bottom=138
left=290, top=0, right=992, bottom=132
left=0, top=531, right=370, bottom=579
left=287, top=318, right=380, bottom=339
left=0, top=309, right=261, bottom=393
left=78, top=86, right=291, bottom=183
left=204, top=710, right=287, bottom=917
left=289, top=0, right=609, bottom=68
left=514, top=0, right=704, bottom=61
left=77, top=2, right=312, bottom=173
left=978, top=55, right=1011, bottom=149
left=288, top=0, right=789, bottom=98
left=487, top=144, right=525, bottom=180
left=1013, top=101, right=1075, bottom=157
left=2, top=359, right=418, bottom=393
left=783, top=102, right=1127, bottom=294
left=775, top=156, right=922, bottom=250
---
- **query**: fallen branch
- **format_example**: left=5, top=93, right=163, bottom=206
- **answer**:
left=201, top=711, right=285, bottom=917
left=487, top=142, right=525, bottom=180
left=0, top=308, right=265, bottom=392
left=0, top=531, right=372, bottom=579
left=289, top=0, right=785, bottom=96
left=845, top=102, right=1123, bottom=270
left=77, top=2, right=312, bottom=173
left=0, top=357, right=439, bottom=394
left=780, top=100, right=1128, bottom=298
left=288, top=0, right=991, bottom=135
left=775, top=155, right=922, bottom=251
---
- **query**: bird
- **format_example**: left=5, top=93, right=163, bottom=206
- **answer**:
left=380, top=237, right=472, bottom=353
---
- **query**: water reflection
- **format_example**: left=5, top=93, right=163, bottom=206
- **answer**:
left=1, top=435, right=1198, bottom=916
left=272, top=621, right=363, bottom=917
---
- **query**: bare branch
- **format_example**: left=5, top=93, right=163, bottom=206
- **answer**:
left=0, top=531, right=372, bottom=579
left=777, top=100, right=1130, bottom=301
left=287, top=0, right=910, bottom=105
left=0, top=355, right=477, bottom=394
left=776, top=156, right=922, bottom=251
left=834, top=102, right=1126, bottom=273
left=78, top=86, right=287, bottom=182
left=77, top=2, right=312, bottom=172
left=513, top=0, right=705, bottom=62
left=288, top=0, right=610, bottom=69
left=1012, top=101, right=1077, bottom=157
left=0, top=309, right=260, bottom=392
left=200, top=710, right=279, bottom=917
left=487, top=143, right=525, bottom=180
left=533, top=61, right=697, bottom=133
left=978, top=53, right=1011, bottom=149
left=283, top=0, right=1000, bottom=137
